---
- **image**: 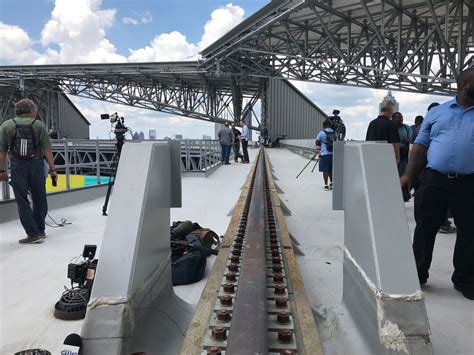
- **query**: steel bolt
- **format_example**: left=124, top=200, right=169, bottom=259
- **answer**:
left=273, top=265, right=283, bottom=273
left=216, top=309, right=232, bottom=323
left=207, top=347, right=222, bottom=355
left=225, top=272, right=237, bottom=282
left=270, top=245, right=279, bottom=251
left=275, top=285, right=286, bottom=295
left=230, top=256, right=240, bottom=264
left=275, top=297, right=288, bottom=308
left=220, top=295, right=233, bottom=306
left=212, top=326, right=227, bottom=341
left=278, top=329, right=293, bottom=343
left=223, top=283, right=235, bottom=294
left=273, top=274, right=284, bottom=283
left=234, top=243, right=243, bottom=250
left=277, top=311, right=290, bottom=324
left=235, top=237, right=244, bottom=244
left=232, top=249, right=242, bottom=257
left=280, top=350, right=296, bottom=355
left=271, top=250, right=280, bottom=257
left=272, top=257, right=281, bottom=265
left=228, top=263, right=239, bottom=272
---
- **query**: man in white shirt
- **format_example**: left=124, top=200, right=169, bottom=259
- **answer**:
left=240, top=119, right=250, bottom=164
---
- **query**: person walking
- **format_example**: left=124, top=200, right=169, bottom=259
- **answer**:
left=400, top=68, right=474, bottom=300
left=315, top=120, right=336, bottom=191
left=217, top=122, right=234, bottom=165
left=231, top=123, right=244, bottom=162
left=392, top=112, right=412, bottom=201
left=365, top=101, right=401, bottom=164
left=410, top=115, right=424, bottom=143
left=0, top=99, right=58, bottom=244
left=240, top=119, right=250, bottom=164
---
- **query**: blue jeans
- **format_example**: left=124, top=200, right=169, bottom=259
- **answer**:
left=222, top=144, right=232, bottom=164
left=10, top=159, right=48, bottom=237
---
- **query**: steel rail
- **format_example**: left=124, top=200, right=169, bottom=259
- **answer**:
left=225, top=148, right=268, bottom=354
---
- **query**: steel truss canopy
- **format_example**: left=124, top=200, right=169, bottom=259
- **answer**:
left=200, top=0, right=474, bottom=95
left=0, top=62, right=263, bottom=125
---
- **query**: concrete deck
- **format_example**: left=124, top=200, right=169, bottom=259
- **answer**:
left=1, top=147, right=472, bottom=354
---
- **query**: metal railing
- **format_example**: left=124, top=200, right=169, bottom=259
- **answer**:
left=279, top=139, right=317, bottom=159
left=1, top=139, right=223, bottom=200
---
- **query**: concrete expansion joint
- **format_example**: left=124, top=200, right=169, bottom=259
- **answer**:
left=87, top=296, right=129, bottom=308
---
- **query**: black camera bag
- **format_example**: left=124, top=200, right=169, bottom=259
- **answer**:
left=171, top=235, right=207, bottom=286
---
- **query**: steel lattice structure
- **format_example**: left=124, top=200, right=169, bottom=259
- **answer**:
left=0, top=62, right=263, bottom=126
left=200, top=0, right=474, bottom=95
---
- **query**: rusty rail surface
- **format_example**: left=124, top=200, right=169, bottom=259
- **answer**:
left=179, top=147, right=323, bottom=355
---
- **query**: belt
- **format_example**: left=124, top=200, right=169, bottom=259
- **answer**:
left=430, top=169, right=474, bottom=179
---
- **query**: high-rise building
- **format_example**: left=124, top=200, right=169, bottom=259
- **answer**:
left=202, top=134, right=211, bottom=139
left=379, top=90, right=399, bottom=112
left=139, top=131, right=145, bottom=140
left=149, top=130, right=157, bottom=140
left=175, top=134, right=183, bottom=140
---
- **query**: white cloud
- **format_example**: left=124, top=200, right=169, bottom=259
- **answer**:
left=40, top=0, right=126, bottom=63
left=198, top=3, right=245, bottom=50
left=127, top=3, right=245, bottom=62
left=128, top=31, right=197, bottom=62
left=122, top=11, right=152, bottom=25
left=0, top=22, right=41, bottom=64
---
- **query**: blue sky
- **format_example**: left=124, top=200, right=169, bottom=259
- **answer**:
left=0, top=0, right=449, bottom=139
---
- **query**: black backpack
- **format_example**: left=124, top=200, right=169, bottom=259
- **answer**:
left=324, top=129, right=337, bottom=152
left=9, top=118, right=39, bottom=159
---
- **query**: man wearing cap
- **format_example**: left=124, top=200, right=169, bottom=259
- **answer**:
left=400, top=68, right=474, bottom=300
left=0, top=99, right=58, bottom=244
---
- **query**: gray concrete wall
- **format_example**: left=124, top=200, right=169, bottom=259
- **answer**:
left=337, top=142, right=432, bottom=354
left=81, top=141, right=189, bottom=354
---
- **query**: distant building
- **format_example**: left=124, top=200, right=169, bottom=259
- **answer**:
left=149, top=130, right=157, bottom=140
left=380, top=90, right=399, bottom=112
left=202, top=134, right=212, bottom=139
left=132, top=132, right=140, bottom=140
left=175, top=134, right=183, bottom=140
left=139, top=131, right=145, bottom=140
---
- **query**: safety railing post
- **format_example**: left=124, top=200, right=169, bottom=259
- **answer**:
left=95, top=140, right=101, bottom=184
left=64, top=141, right=71, bottom=190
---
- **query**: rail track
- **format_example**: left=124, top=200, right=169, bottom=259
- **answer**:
left=180, top=147, right=322, bottom=355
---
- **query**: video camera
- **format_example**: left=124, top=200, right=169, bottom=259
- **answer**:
left=67, top=244, right=98, bottom=287
left=327, top=109, right=346, bottom=141
left=101, top=112, right=129, bottom=138
left=54, top=245, right=99, bottom=320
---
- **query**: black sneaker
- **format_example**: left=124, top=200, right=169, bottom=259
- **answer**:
left=439, top=225, right=456, bottom=234
left=19, top=236, right=44, bottom=244
left=324, top=185, right=330, bottom=191
left=454, top=284, right=474, bottom=300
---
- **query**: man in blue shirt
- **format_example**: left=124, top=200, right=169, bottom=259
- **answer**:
left=240, top=119, right=250, bottom=164
left=400, top=68, right=474, bottom=300
left=315, top=120, right=336, bottom=191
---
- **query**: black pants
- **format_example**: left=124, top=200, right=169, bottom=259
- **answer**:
left=242, top=140, right=249, bottom=162
left=10, top=159, right=48, bottom=237
left=413, top=169, right=474, bottom=285
left=233, top=143, right=243, bottom=162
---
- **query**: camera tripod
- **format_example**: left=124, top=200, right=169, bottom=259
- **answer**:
left=296, top=152, right=320, bottom=179
left=101, top=123, right=127, bottom=216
